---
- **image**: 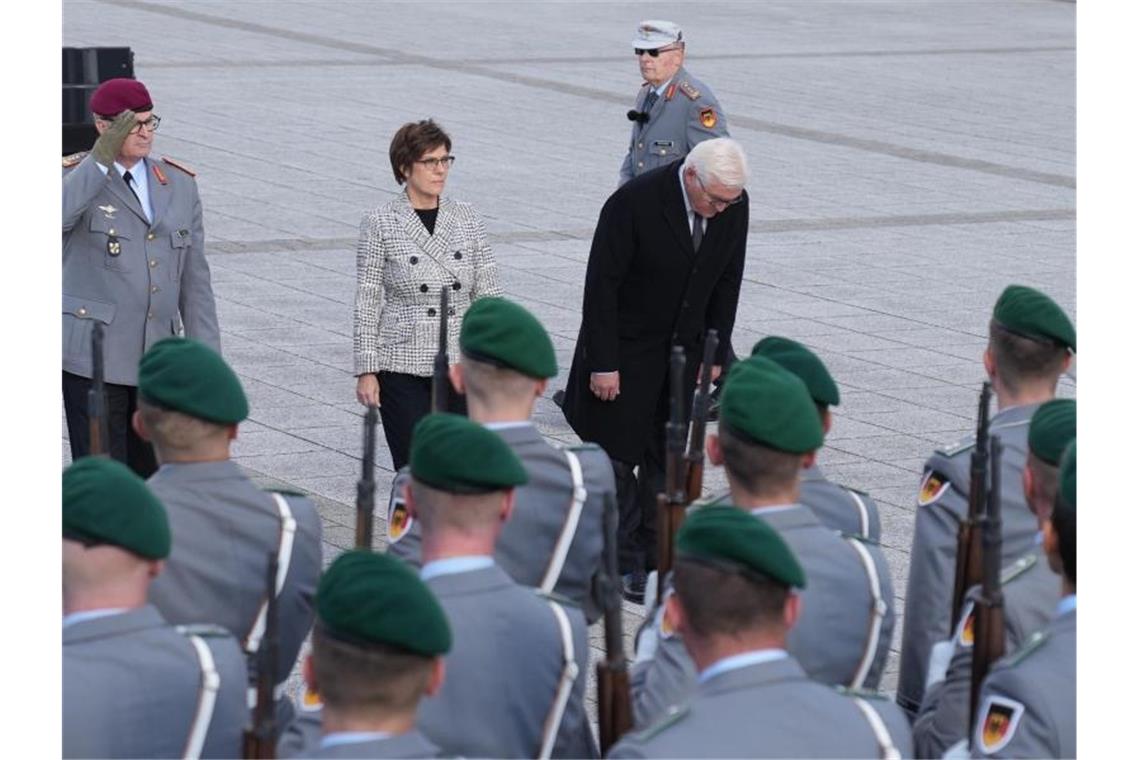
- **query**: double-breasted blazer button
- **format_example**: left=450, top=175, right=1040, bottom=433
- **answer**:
left=410, top=255, right=418, bottom=264
left=420, top=284, right=429, bottom=293
left=452, top=282, right=461, bottom=290
left=427, top=308, right=437, bottom=317
left=454, top=251, right=462, bottom=260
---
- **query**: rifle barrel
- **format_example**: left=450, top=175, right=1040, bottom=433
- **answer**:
left=355, top=406, right=378, bottom=550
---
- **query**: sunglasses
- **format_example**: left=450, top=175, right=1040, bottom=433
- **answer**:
left=635, top=46, right=681, bottom=57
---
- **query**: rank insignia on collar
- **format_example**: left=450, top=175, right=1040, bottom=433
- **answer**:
left=699, top=107, right=718, bottom=129
left=976, top=695, right=1024, bottom=754
left=152, top=163, right=169, bottom=185
left=98, top=204, right=117, bottom=218
left=387, top=494, right=413, bottom=543
left=917, top=471, right=950, bottom=506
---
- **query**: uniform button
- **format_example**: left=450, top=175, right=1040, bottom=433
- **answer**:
left=149, top=259, right=157, bottom=268
left=452, top=282, right=461, bottom=291
left=454, top=251, right=462, bottom=260
left=427, top=308, right=437, bottom=317
left=637, top=143, right=643, bottom=149
left=108, top=228, right=116, bottom=236
left=147, top=311, right=154, bottom=320
left=410, top=256, right=418, bottom=264
left=419, top=284, right=428, bottom=293
left=638, top=161, right=644, bottom=168
left=682, top=300, right=689, bottom=308
left=77, top=307, right=87, bottom=316
left=659, top=149, right=666, bottom=155
left=449, top=308, right=455, bottom=316
left=151, top=285, right=159, bottom=293
left=147, top=232, right=155, bottom=241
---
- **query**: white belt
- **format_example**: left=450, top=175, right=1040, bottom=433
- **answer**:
left=852, top=697, right=901, bottom=760
left=243, top=493, right=297, bottom=654
left=181, top=635, right=220, bottom=760
left=537, top=601, right=579, bottom=759
left=540, top=450, right=587, bottom=594
left=845, top=536, right=888, bottom=690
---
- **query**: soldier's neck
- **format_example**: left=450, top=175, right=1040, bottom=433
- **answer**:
left=421, top=534, right=496, bottom=565
left=64, top=584, right=148, bottom=616
left=687, top=631, right=786, bottom=674
left=116, top=155, right=143, bottom=171
left=993, top=381, right=1057, bottom=412
left=727, top=481, right=799, bottom=510
left=153, top=444, right=232, bottom=465
left=322, top=708, right=416, bottom=736
left=467, top=399, right=535, bottom=425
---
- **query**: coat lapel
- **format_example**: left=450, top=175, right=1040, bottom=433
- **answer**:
left=145, top=158, right=171, bottom=228
left=395, top=193, right=461, bottom=282
left=660, top=162, right=695, bottom=259
left=106, top=168, right=149, bottom=225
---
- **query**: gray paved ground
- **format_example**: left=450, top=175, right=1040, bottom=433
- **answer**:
left=64, top=0, right=1075, bottom=715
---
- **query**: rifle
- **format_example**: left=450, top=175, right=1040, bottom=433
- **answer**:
left=655, top=346, right=688, bottom=602
left=950, top=381, right=993, bottom=632
left=243, top=551, right=279, bottom=760
left=683, top=330, right=719, bottom=503
left=596, top=489, right=633, bottom=753
left=88, top=322, right=109, bottom=456
left=431, top=287, right=450, bottom=413
left=355, top=405, right=379, bottom=550
left=969, top=437, right=1005, bottom=736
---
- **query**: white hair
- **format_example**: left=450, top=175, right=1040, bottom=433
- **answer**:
left=683, top=137, right=750, bottom=189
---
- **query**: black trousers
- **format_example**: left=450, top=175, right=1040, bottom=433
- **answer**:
left=62, top=371, right=158, bottom=478
left=375, top=371, right=467, bottom=471
left=613, top=386, right=669, bottom=575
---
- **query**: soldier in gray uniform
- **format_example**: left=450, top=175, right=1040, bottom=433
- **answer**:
left=915, top=399, right=1075, bottom=756
left=387, top=297, right=615, bottom=622
left=898, top=285, right=1076, bottom=718
left=405, top=413, right=596, bottom=758
left=133, top=338, right=323, bottom=728
left=970, top=441, right=1076, bottom=758
left=630, top=356, right=895, bottom=729
left=619, top=20, right=730, bottom=185
left=62, top=77, right=220, bottom=476
left=291, top=551, right=451, bottom=759
left=609, top=506, right=912, bottom=758
left=63, top=457, right=247, bottom=759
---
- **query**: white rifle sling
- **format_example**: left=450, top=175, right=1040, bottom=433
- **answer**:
left=243, top=492, right=297, bottom=655
left=847, top=489, right=871, bottom=538
left=852, top=697, right=901, bottom=760
left=538, top=600, right=579, bottom=760
left=845, top=536, right=888, bottom=690
left=180, top=634, right=221, bottom=760
left=539, top=449, right=588, bottom=594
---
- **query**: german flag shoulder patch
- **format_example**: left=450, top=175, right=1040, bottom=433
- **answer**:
left=918, top=470, right=951, bottom=506
left=161, top=155, right=197, bottom=177
left=975, top=694, right=1025, bottom=754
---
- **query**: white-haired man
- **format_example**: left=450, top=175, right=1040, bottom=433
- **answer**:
left=562, top=137, right=750, bottom=602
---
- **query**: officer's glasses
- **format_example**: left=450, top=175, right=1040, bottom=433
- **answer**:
left=99, top=114, right=161, bottom=133
left=415, top=155, right=456, bottom=171
left=696, top=174, right=744, bottom=209
left=635, top=46, right=681, bottom=57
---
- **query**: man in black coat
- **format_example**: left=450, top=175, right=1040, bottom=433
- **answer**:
left=562, top=137, right=750, bottom=602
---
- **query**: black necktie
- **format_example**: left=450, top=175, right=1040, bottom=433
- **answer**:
left=691, top=212, right=704, bottom=252
left=123, top=170, right=142, bottom=206
left=643, top=89, right=659, bottom=112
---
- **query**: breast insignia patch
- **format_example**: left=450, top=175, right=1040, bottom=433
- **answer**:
left=918, top=471, right=950, bottom=506
left=976, top=695, right=1025, bottom=755
left=699, top=107, right=718, bottom=129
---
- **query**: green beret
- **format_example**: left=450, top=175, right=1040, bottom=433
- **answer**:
left=719, top=356, right=824, bottom=454
left=318, top=550, right=451, bottom=655
left=1028, top=399, right=1076, bottom=466
left=63, top=457, right=171, bottom=559
left=751, top=336, right=840, bottom=407
left=992, top=285, right=1076, bottom=351
left=138, top=338, right=249, bottom=424
left=460, top=297, right=557, bottom=379
left=1058, top=440, right=1076, bottom=510
left=677, top=505, right=805, bottom=589
left=410, top=413, right=528, bottom=494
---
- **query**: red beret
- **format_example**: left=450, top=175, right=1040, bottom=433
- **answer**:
left=89, top=78, right=153, bottom=117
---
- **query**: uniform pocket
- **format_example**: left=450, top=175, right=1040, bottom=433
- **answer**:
left=62, top=294, right=116, bottom=359
left=89, top=214, right=133, bottom=272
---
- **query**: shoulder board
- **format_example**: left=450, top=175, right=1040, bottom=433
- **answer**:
left=175, top=623, right=233, bottom=638
left=678, top=81, right=701, bottom=100
left=1008, top=629, right=1050, bottom=666
left=1000, top=553, right=1038, bottom=585
left=836, top=685, right=888, bottom=701
left=635, top=702, right=690, bottom=741
left=840, top=532, right=881, bottom=546
left=561, top=442, right=602, bottom=453
left=533, top=588, right=580, bottom=609
left=267, top=489, right=307, bottom=498
left=161, top=155, right=197, bottom=177
left=991, top=418, right=1031, bottom=433
left=936, top=438, right=974, bottom=457
left=62, top=151, right=87, bottom=168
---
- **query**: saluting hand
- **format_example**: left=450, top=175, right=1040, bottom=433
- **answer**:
left=356, top=374, right=381, bottom=407
left=590, top=371, right=620, bottom=402
left=91, top=110, right=139, bottom=168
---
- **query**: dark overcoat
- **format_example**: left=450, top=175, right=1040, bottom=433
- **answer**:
left=562, top=160, right=747, bottom=463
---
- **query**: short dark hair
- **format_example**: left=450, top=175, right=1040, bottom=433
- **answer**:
left=717, top=424, right=803, bottom=496
left=1051, top=494, right=1076, bottom=586
left=673, top=557, right=789, bottom=639
left=988, top=320, right=1068, bottom=394
left=311, top=626, right=434, bottom=714
left=389, top=119, right=452, bottom=185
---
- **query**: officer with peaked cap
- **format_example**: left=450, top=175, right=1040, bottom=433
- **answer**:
left=134, top=338, right=323, bottom=729
left=387, top=296, right=616, bottom=622
left=609, top=506, right=913, bottom=758
left=629, top=356, right=896, bottom=729
left=63, top=77, right=220, bottom=477
left=915, top=398, right=1075, bottom=756
left=897, top=284, right=1076, bottom=719
left=619, top=20, right=730, bottom=185
left=63, top=457, right=248, bottom=758
left=401, top=413, right=597, bottom=758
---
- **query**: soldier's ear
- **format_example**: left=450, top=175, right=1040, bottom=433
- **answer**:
left=665, top=591, right=686, bottom=635
left=818, top=408, right=832, bottom=436
left=1022, top=465, right=1037, bottom=513
left=449, top=364, right=465, bottom=395
left=801, top=450, right=817, bottom=471
left=226, top=423, right=239, bottom=442
left=783, top=591, right=802, bottom=630
left=131, top=410, right=150, bottom=441
left=707, top=433, right=723, bottom=465
left=425, top=657, right=446, bottom=697
left=500, top=488, right=517, bottom=523
left=535, top=378, right=548, bottom=399
left=147, top=559, right=165, bottom=580
left=983, top=346, right=996, bottom=379
left=1042, top=519, right=1063, bottom=575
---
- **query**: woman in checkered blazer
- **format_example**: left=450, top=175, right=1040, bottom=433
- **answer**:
left=353, top=120, right=502, bottom=468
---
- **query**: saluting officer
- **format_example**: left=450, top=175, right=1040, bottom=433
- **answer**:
left=403, top=413, right=596, bottom=758
left=133, top=338, right=323, bottom=727
left=914, top=399, right=1075, bottom=757
left=388, top=297, right=616, bottom=622
left=609, top=506, right=912, bottom=758
left=630, top=356, right=896, bottom=729
left=63, top=457, right=247, bottom=759
left=619, top=20, right=730, bottom=185
left=970, top=441, right=1076, bottom=758
left=897, top=285, right=1076, bottom=718
left=63, top=77, right=220, bottom=477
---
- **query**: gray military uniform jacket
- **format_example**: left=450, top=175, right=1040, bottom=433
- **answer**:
left=419, top=564, right=597, bottom=759
left=619, top=66, right=729, bottom=185
left=63, top=605, right=247, bottom=759
left=629, top=503, right=896, bottom=728
left=146, top=460, right=323, bottom=717
left=898, top=403, right=1044, bottom=716
left=971, top=606, right=1075, bottom=758
left=800, top=463, right=882, bottom=541
left=388, top=428, right=615, bottom=623
left=63, top=153, right=220, bottom=386
left=610, top=656, right=913, bottom=758
left=915, top=547, right=1058, bottom=757
left=305, top=731, right=440, bottom=758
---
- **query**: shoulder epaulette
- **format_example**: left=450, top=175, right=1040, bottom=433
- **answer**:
left=991, top=418, right=1031, bottom=433
left=1000, top=553, right=1038, bottom=585
left=267, top=489, right=307, bottom=498
left=840, top=532, right=882, bottom=547
left=678, top=81, right=701, bottom=100
left=841, top=484, right=870, bottom=496
left=534, top=588, right=580, bottom=609
left=635, top=702, right=690, bottom=741
left=837, top=685, right=889, bottom=701
left=1008, top=629, right=1050, bottom=666
left=562, top=442, right=602, bottom=453
left=936, top=438, right=974, bottom=457
left=62, top=151, right=87, bottom=168
left=161, top=155, right=197, bottom=177
left=175, top=623, right=233, bottom=638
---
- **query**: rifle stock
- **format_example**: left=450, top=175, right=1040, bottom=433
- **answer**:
left=683, top=330, right=719, bottom=503
left=431, top=288, right=450, bottom=413
left=951, top=381, right=992, bottom=632
left=243, top=551, right=279, bottom=759
left=355, top=406, right=379, bottom=550
left=969, top=437, right=1005, bottom=736
left=656, top=346, right=688, bottom=602
left=87, top=322, right=109, bottom=456
left=596, top=489, right=633, bottom=753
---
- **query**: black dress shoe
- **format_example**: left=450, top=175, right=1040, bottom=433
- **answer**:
left=621, top=570, right=647, bottom=604
left=552, top=389, right=566, bottom=408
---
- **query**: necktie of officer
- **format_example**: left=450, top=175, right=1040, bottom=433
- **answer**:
left=691, top=212, right=704, bottom=252
left=643, top=89, right=659, bottom=113
left=123, top=170, right=142, bottom=207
